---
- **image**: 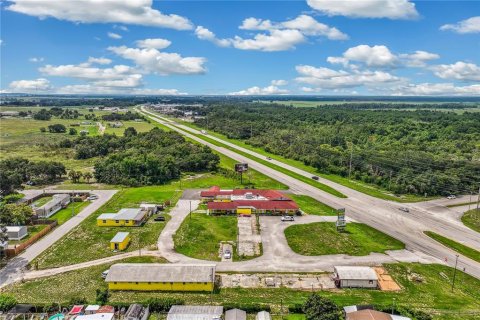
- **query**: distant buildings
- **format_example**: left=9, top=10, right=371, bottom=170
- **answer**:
left=97, top=208, right=148, bottom=227
left=34, top=194, right=70, bottom=218
left=167, top=306, right=223, bottom=320
left=201, top=186, right=299, bottom=215
left=334, top=266, right=378, bottom=289
left=105, top=263, right=216, bottom=292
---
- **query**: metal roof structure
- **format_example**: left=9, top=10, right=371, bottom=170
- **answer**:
left=105, top=264, right=216, bottom=283
left=111, top=232, right=130, bottom=243
left=97, top=208, right=146, bottom=221
left=6, top=226, right=26, bottom=233
left=334, top=266, right=378, bottom=281
left=40, top=194, right=70, bottom=211
left=167, top=306, right=223, bottom=320
left=74, top=314, right=115, bottom=320
left=256, top=311, right=271, bottom=320
left=225, top=309, right=246, bottom=320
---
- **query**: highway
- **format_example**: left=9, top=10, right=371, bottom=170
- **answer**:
left=140, top=106, right=480, bottom=280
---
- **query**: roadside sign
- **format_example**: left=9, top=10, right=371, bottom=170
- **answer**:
left=235, top=163, right=249, bottom=173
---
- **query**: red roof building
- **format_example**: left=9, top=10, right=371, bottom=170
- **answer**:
left=201, top=186, right=299, bottom=215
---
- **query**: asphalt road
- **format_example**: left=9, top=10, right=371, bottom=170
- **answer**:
left=140, top=106, right=480, bottom=279
left=0, top=190, right=117, bottom=288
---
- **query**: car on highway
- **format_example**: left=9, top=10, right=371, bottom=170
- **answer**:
left=87, top=195, right=98, bottom=201
left=223, top=249, right=232, bottom=259
left=281, top=215, right=295, bottom=222
left=154, top=215, right=166, bottom=221
left=447, top=195, right=456, bottom=200
left=311, top=176, right=319, bottom=181
left=266, top=157, right=272, bottom=160
left=398, top=207, right=409, bottom=213
left=101, top=270, right=109, bottom=279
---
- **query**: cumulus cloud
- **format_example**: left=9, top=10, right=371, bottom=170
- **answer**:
left=40, top=63, right=137, bottom=82
left=440, top=16, right=480, bottom=34
left=136, top=38, right=172, bottom=49
left=8, top=78, right=52, bottom=92
left=85, top=57, right=112, bottom=65
left=108, top=45, right=206, bottom=75
left=431, top=61, right=480, bottom=81
left=29, top=57, right=44, bottom=63
left=131, top=88, right=188, bottom=95
left=271, top=79, right=288, bottom=86
left=328, top=45, right=439, bottom=68
left=295, top=65, right=402, bottom=89
left=229, top=85, right=289, bottom=95
left=392, top=83, right=480, bottom=96
left=7, top=0, right=193, bottom=30
left=108, top=32, right=122, bottom=39
left=307, top=0, right=418, bottom=19
left=195, top=14, right=347, bottom=52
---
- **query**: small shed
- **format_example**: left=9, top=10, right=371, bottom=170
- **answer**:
left=85, top=305, right=100, bottom=314
left=140, top=203, right=157, bottom=215
left=256, top=311, right=271, bottom=320
left=167, top=306, right=223, bottom=320
left=6, top=226, right=28, bottom=241
left=125, top=304, right=149, bottom=320
left=75, top=314, right=115, bottom=320
left=334, top=266, right=378, bottom=289
left=110, top=232, right=130, bottom=251
left=225, top=309, right=247, bottom=320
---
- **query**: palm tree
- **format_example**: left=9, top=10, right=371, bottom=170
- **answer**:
left=83, top=172, right=93, bottom=184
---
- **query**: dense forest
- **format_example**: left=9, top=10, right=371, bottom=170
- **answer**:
left=193, top=103, right=480, bottom=196
left=58, top=128, right=220, bottom=186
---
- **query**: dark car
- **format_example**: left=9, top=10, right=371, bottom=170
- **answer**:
left=154, top=216, right=166, bottom=221
left=312, top=176, right=319, bottom=180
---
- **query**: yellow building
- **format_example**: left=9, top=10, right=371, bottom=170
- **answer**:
left=110, top=232, right=130, bottom=251
left=105, top=263, right=216, bottom=292
left=97, top=208, right=147, bottom=227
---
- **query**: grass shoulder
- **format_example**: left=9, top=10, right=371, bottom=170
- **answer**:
left=288, top=194, right=336, bottom=216
left=461, top=209, right=480, bottom=233
left=285, top=222, right=405, bottom=256
left=424, top=231, right=480, bottom=263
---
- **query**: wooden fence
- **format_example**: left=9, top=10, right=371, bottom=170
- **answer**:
left=5, top=220, right=58, bottom=258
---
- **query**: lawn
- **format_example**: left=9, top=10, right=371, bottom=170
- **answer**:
left=174, top=213, right=237, bottom=261
left=161, top=114, right=436, bottom=203
left=284, top=222, right=405, bottom=256
left=4, top=262, right=480, bottom=319
left=288, top=194, right=336, bottom=216
left=424, top=231, right=480, bottom=263
left=51, top=201, right=90, bottom=225
left=32, top=186, right=176, bottom=269
left=462, top=209, right=480, bottom=233
left=33, top=196, right=53, bottom=207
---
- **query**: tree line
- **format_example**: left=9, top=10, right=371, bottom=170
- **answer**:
left=193, top=102, right=480, bottom=196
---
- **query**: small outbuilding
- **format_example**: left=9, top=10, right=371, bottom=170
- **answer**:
left=74, top=314, right=115, bottom=320
left=85, top=305, right=100, bottom=315
left=6, top=226, right=28, bottom=241
left=225, top=309, right=247, bottom=320
left=124, top=304, right=149, bottom=320
left=140, top=203, right=158, bottom=215
left=256, top=311, right=271, bottom=320
left=334, top=266, right=378, bottom=289
left=110, top=232, right=130, bottom=251
left=167, top=306, right=223, bottom=320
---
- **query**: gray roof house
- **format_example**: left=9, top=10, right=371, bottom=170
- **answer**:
left=334, top=266, right=378, bottom=289
left=256, top=311, right=271, bottom=320
left=6, top=226, right=28, bottom=241
left=225, top=309, right=246, bottom=320
left=35, top=194, right=70, bottom=218
left=167, top=306, right=223, bottom=320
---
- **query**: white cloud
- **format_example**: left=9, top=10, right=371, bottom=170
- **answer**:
left=7, top=0, right=193, bottom=30
left=85, top=57, right=112, bottom=65
left=29, top=57, right=44, bottom=63
left=113, top=25, right=129, bottom=32
left=229, top=85, right=289, bottom=95
left=8, top=78, right=52, bottom=92
left=196, top=15, right=347, bottom=52
left=307, top=0, right=418, bottom=19
left=392, top=83, right=480, bottom=96
left=440, top=16, right=480, bottom=34
left=39, top=63, right=136, bottom=82
left=108, top=32, right=122, bottom=39
left=108, top=45, right=206, bottom=75
left=271, top=79, right=288, bottom=86
left=431, top=61, right=480, bottom=81
left=328, top=45, right=439, bottom=68
left=131, top=88, right=188, bottom=95
left=295, top=65, right=402, bottom=89
left=136, top=38, right=172, bottom=49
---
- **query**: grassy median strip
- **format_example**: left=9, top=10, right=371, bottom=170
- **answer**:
left=285, top=222, right=405, bottom=256
left=461, top=209, right=480, bottom=233
left=424, top=231, right=480, bottom=263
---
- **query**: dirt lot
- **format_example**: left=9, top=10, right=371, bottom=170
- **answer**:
left=219, top=273, right=336, bottom=290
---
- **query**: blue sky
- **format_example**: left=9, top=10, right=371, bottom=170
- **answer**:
left=1, top=0, right=479, bottom=96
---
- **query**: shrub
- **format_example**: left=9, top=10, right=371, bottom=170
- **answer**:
left=144, top=298, right=184, bottom=312
left=0, top=294, right=17, bottom=312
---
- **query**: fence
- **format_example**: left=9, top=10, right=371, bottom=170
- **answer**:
left=5, top=220, right=58, bottom=258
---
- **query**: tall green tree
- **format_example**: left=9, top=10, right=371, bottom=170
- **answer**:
left=303, top=293, right=341, bottom=320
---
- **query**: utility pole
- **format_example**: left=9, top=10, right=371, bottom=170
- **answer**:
left=469, top=192, right=472, bottom=211
left=391, top=298, right=396, bottom=315
left=476, top=185, right=480, bottom=211
left=451, top=254, right=459, bottom=292
left=189, top=200, right=192, bottom=221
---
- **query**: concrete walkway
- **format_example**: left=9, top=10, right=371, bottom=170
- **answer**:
left=0, top=190, right=117, bottom=288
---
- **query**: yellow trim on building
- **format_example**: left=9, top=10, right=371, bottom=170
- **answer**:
left=108, top=282, right=214, bottom=292
left=237, top=208, right=252, bottom=215
left=110, top=235, right=130, bottom=251
left=97, top=219, right=136, bottom=227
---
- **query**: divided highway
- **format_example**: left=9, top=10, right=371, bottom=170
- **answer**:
left=140, top=106, right=480, bottom=280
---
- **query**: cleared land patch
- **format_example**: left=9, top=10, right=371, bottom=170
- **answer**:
left=285, top=222, right=405, bottom=256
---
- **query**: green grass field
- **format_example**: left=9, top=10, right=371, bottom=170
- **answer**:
left=424, top=231, right=480, bottom=263
left=4, top=262, right=480, bottom=319
left=153, top=112, right=433, bottom=203
left=102, top=120, right=155, bottom=135
left=51, top=201, right=91, bottom=225
left=33, top=196, right=53, bottom=207
left=174, top=213, right=237, bottom=261
left=288, top=194, right=336, bottom=216
left=461, top=209, right=480, bottom=233
left=285, top=222, right=405, bottom=256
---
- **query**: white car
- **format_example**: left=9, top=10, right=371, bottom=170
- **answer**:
left=399, top=207, right=409, bottom=213
left=87, top=195, right=98, bottom=201
left=223, top=250, right=232, bottom=259
left=101, top=270, right=109, bottom=279
left=281, top=216, right=295, bottom=222
left=447, top=195, right=456, bottom=200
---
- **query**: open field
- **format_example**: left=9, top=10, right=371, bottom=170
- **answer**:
left=4, top=263, right=480, bottom=319
left=284, top=222, right=405, bottom=256
left=425, top=231, right=480, bottom=263
left=462, top=209, right=480, bottom=233
left=174, top=213, right=237, bottom=261
left=102, top=120, right=155, bottom=135
left=166, top=116, right=433, bottom=203
left=51, top=201, right=91, bottom=225
left=288, top=194, right=336, bottom=216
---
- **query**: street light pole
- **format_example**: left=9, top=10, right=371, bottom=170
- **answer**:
left=451, top=254, right=459, bottom=292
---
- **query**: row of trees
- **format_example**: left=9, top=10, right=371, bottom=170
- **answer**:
left=101, top=111, right=145, bottom=121
left=194, top=103, right=480, bottom=196
left=33, top=108, right=81, bottom=121
left=0, top=158, right=66, bottom=195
